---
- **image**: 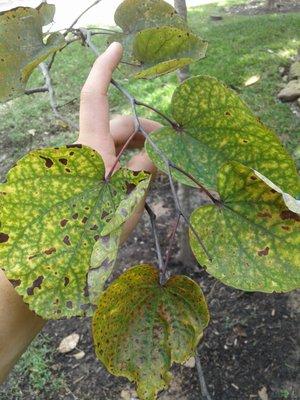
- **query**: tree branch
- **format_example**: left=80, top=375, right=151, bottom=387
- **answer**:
left=163, top=213, right=181, bottom=270
left=195, top=350, right=213, bottom=400
left=145, top=203, right=165, bottom=284
left=64, top=0, right=103, bottom=36
left=39, top=63, right=79, bottom=131
left=25, top=86, right=48, bottom=95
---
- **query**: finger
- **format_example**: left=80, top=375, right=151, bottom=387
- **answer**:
left=78, top=42, right=123, bottom=169
left=127, top=149, right=157, bottom=175
left=110, top=115, right=162, bottom=153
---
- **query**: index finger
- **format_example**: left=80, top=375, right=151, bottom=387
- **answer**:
left=78, top=42, right=123, bottom=165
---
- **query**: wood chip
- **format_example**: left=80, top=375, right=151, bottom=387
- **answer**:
left=184, top=356, right=195, bottom=368
left=58, top=333, right=80, bottom=353
left=244, top=75, right=260, bottom=86
left=258, top=386, right=269, bottom=400
left=73, top=351, right=85, bottom=360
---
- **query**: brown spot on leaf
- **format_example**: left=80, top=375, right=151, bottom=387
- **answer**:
left=72, top=213, right=78, bottom=220
left=90, top=225, right=98, bottom=231
left=39, top=156, right=53, bottom=168
left=64, top=277, right=70, bottom=287
left=59, top=158, right=68, bottom=165
left=281, top=225, right=290, bottom=231
left=257, top=211, right=272, bottom=219
left=44, top=247, right=56, bottom=255
left=280, top=210, right=300, bottom=222
left=83, top=285, right=89, bottom=297
left=126, top=183, right=135, bottom=194
left=65, top=168, right=71, bottom=173
left=9, top=279, right=21, bottom=288
left=63, top=235, right=71, bottom=246
left=69, top=151, right=74, bottom=156
left=82, top=216, right=88, bottom=224
left=250, top=176, right=257, bottom=180
left=80, top=304, right=90, bottom=311
left=66, top=301, right=73, bottom=309
left=225, top=111, right=231, bottom=116
left=0, top=232, right=9, bottom=243
left=101, top=210, right=109, bottom=219
left=66, top=144, right=82, bottom=148
left=60, top=219, right=68, bottom=227
left=94, top=235, right=100, bottom=241
left=258, top=246, right=269, bottom=256
left=27, top=276, right=44, bottom=295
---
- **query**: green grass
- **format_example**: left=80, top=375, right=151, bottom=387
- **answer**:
left=0, top=334, right=65, bottom=399
left=0, top=1, right=299, bottom=397
left=0, top=1, right=299, bottom=164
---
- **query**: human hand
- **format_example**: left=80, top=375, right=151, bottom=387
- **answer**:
left=76, top=41, right=161, bottom=242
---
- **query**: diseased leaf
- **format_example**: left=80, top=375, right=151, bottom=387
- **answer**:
left=110, top=0, right=207, bottom=79
left=89, top=176, right=150, bottom=305
left=133, top=27, right=207, bottom=79
left=93, top=265, right=209, bottom=400
left=0, top=3, right=65, bottom=102
left=88, top=230, right=121, bottom=305
left=189, top=161, right=300, bottom=293
left=114, top=0, right=186, bottom=33
left=146, top=76, right=300, bottom=197
left=0, top=145, right=149, bottom=319
left=101, top=177, right=150, bottom=236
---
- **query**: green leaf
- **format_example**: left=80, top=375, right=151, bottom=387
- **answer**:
left=133, top=27, right=207, bottom=79
left=110, top=0, right=207, bottom=79
left=0, top=145, right=149, bottom=319
left=0, top=3, right=65, bottom=102
left=114, top=0, right=186, bottom=33
left=88, top=175, right=151, bottom=304
left=93, top=264, right=209, bottom=400
left=189, top=161, right=300, bottom=293
left=146, top=76, right=300, bottom=197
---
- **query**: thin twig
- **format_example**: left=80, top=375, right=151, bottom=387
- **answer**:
left=64, top=0, right=102, bottom=35
left=135, top=99, right=179, bottom=129
left=39, top=63, right=79, bottom=131
left=195, top=351, right=213, bottom=400
left=170, top=163, right=220, bottom=205
left=105, top=128, right=138, bottom=180
left=145, top=203, right=165, bottom=284
left=25, top=86, right=48, bottom=95
left=163, top=212, right=181, bottom=270
left=48, top=0, right=104, bottom=71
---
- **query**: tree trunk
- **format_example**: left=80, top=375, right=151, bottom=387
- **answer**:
left=174, top=0, right=195, bottom=266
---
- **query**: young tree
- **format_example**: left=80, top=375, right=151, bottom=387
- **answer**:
left=0, top=1, right=299, bottom=399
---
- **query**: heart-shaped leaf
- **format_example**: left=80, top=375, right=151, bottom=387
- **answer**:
left=146, top=76, right=300, bottom=197
left=114, top=0, right=186, bottom=33
left=93, top=264, right=209, bottom=400
left=110, top=0, right=207, bottom=79
left=0, top=3, right=65, bottom=102
left=0, top=145, right=149, bottom=319
left=189, top=161, right=300, bottom=293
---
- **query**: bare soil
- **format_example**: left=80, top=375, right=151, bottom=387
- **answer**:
left=0, top=2, right=299, bottom=399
